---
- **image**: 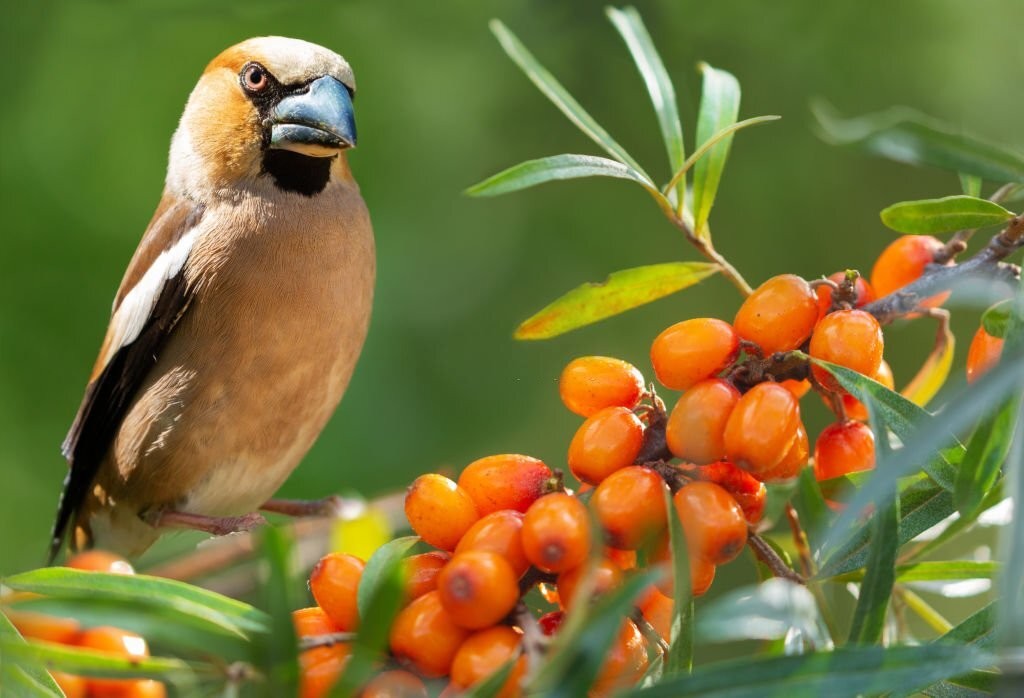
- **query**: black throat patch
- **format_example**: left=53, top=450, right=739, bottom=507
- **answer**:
left=261, top=150, right=333, bottom=196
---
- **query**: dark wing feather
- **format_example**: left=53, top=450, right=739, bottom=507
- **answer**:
left=49, top=195, right=205, bottom=562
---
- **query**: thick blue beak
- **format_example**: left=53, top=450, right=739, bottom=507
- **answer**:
left=269, top=76, right=356, bottom=156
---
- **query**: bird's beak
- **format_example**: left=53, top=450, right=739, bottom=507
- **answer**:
left=269, top=76, right=356, bottom=157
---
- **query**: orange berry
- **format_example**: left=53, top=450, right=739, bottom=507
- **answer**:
left=734, top=274, right=818, bottom=355
left=638, top=589, right=673, bottom=643
left=763, top=422, right=809, bottom=481
left=723, top=382, right=801, bottom=479
left=665, top=379, right=740, bottom=464
left=673, top=482, right=747, bottom=565
left=78, top=626, right=149, bottom=697
left=309, top=552, right=364, bottom=631
left=292, top=606, right=342, bottom=638
left=120, top=680, right=167, bottom=698
left=814, top=420, right=876, bottom=481
left=871, top=235, right=950, bottom=307
left=65, top=550, right=135, bottom=575
left=6, top=609, right=80, bottom=644
left=967, top=326, right=1004, bottom=384
left=299, top=645, right=351, bottom=698
left=650, top=534, right=717, bottom=597
left=522, top=493, right=592, bottom=573
left=456, top=510, right=529, bottom=577
left=591, top=620, right=648, bottom=697
left=537, top=611, right=565, bottom=636
left=402, top=551, right=451, bottom=603
left=591, top=466, right=668, bottom=549
left=815, top=272, right=876, bottom=320
left=686, top=461, right=767, bottom=524
left=809, top=309, right=884, bottom=390
left=568, top=406, right=644, bottom=484
left=450, top=625, right=525, bottom=697
left=390, top=591, right=470, bottom=677
left=559, top=356, right=646, bottom=417
left=838, top=359, right=894, bottom=420
left=780, top=378, right=811, bottom=399
left=650, top=318, right=739, bottom=390
left=361, top=670, right=429, bottom=698
left=405, top=474, right=480, bottom=550
left=557, top=558, right=623, bottom=610
left=457, top=454, right=553, bottom=516
left=50, top=672, right=86, bottom=698
left=438, top=551, right=519, bottom=630
left=605, top=547, right=637, bottom=570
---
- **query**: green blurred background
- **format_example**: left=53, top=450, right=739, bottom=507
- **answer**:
left=1, top=0, right=1022, bottom=583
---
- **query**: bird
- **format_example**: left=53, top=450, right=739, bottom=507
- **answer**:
left=48, top=36, right=375, bottom=561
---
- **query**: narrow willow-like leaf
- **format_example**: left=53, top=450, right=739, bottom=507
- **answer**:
left=691, top=63, right=740, bottom=239
left=881, top=195, right=1015, bottom=234
left=812, top=102, right=1024, bottom=183
left=960, top=173, right=983, bottom=197
left=465, top=154, right=657, bottom=198
left=831, top=561, right=999, bottom=584
left=955, top=397, right=1020, bottom=517
left=791, top=468, right=830, bottom=560
left=620, top=644, right=992, bottom=698
left=0, top=637, right=198, bottom=682
left=257, top=526, right=301, bottom=696
left=356, top=535, right=418, bottom=619
left=515, top=262, right=719, bottom=339
left=663, top=485, right=693, bottom=675
left=901, top=319, right=955, bottom=407
left=663, top=116, right=780, bottom=196
left=606, top=6, right=685, bottom=205
left=489, top=20, right=649, bottom=178
left=696, top=579, right=823, bottom=646
left=0, top=610, right=64, bottom=697
left=942, top=602, right=996, bottom=647
left=3, top=567, right=268, bottom=638
left=982, top=299, right=1011, bottom=339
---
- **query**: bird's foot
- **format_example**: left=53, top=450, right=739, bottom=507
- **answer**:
left=260, top=494, right=361, bottom=518
left=147, top=509, right=267, bottom=536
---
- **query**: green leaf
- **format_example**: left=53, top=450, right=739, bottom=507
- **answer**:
left=695, top=579, right=824, bottom=646
left=0, top=610, right=64, bottom=697
left=831, top=561, right=999, bottom=584
left=2, top=567, right=268, bottom=639
left=791, top=468, right=830, bottom=558
left=880, top=195, right=1015, bottom=234
left=606, top=6, right=685, bottom=204
left=847, top=465, right=899, bottom=645
left=982, top=300, right=1011, bottom=339
left=812, top=102, right=1024, bottom=183
left=515, top=262, right=719, bottom=339
left=663, top=485, right=692, bottom=676
left=663, top=116, right=781, bottom=197
left=465, top=154, right=657, bottom=198
left=459, top=658, right=518, bottom=698
left=489, top=20, right=649, bottom=178
left=941, top=602, right=996, bottom=647
left=0, top=637, right=200, bottom=683
left=960, top=173, right=983, bottom=197
left=692, top=63, right=740, bottom=239
left=254, top=526, right=301, bottom=696
left=356, top=536, right=418, bottom=619
left=620, top=644, right=993, bottom=698
left=955, top=396, right=1021, bottom=517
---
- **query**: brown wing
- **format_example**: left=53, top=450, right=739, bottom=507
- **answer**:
left=49, top=193, right=206, bottom=562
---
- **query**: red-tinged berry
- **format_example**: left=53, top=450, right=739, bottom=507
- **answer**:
left=457, top=454, right=553, bottom=515
left=815, top=272, right=876, bottom=320
left=814, top=420, right=876, bottom=481
left=687, top=460, right=767, bottom=524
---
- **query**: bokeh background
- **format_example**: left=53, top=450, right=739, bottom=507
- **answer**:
left=1, top=0, right=1022, bottom=592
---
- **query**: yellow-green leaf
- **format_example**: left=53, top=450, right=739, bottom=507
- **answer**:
left=901, top=319, right=955, bottom=406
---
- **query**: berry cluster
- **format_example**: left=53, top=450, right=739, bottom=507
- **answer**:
left=5, top=551, right=165, bottom=698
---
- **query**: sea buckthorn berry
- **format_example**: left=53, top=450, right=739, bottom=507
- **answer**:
left=402, top=551, right=451, bottom=603
left=78, top=626, right=149, bottom=696
left=390, top=591, right=471, bottom=677
left=734, top=274, right=818, bottom=355
left=121, top=680, right=167, bottom=698
left=967, top=326, right=1004, bottom=384
left=568, top=406, right=645, bottom=484
left=666, top=379, right=740, bottom=464
left=815, top=272, right=876, bottom=320
left=538, top=611, right=565, bottom=636
left=361, top=670, right=429, bottom=698
left=723, top=382, right=801, bottom=479
left=292, top=607, right=341, bottom=639
left=673, top=482, right=747, bottom=565
left=650, top=535, right=717, bottom=598
left=437, top=551, right=519, bottom=629
left=591, top=466, right=668, bottom=549
left=457, top=454, right=552, bottom=516
left=871, top=234, right=950, bottom=307
left=688, top=461, right=767, bottom=524
left=559, top=356, right=646, bottom=417
left=66, top=550, right=135, bottom=575
left=405, top=474, right=480, bottom=550
left=50, top=672, right=86, bottom=698
left=309, top=552, right=364, bottom=631
left=6, top=609, right=80, bottom=644
left=841, top=359, right=894, bottom=421
left=605, top=546, right=637, bottom=570
left=766, top=422, right=809, bottom=481
left=522, top=493, right=592, bottom=573
left=299, top=645, right=351, bottom=698
left=591, top=620, right=649, bottom=698
left=650, top=318, right=739, bottom=390
left=814, top=420, right=876, bottom=481
left=557, top=558, right=624, bottom=609
left=809, top=309, right=884, bottom=390
left=450, top=625, right=525, bottom=697
left=780, top=378, right=811, bottom=399
left=456, top=510, right=529, bottom=578
left=638, top=588, right=674, bottom=643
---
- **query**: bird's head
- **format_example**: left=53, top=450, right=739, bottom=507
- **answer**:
left=168, top=36, right=358, bottom=197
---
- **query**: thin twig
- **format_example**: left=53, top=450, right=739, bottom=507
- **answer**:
left=299, top=631, right=358, bottom=650
left=747, top=531, right=805, bottom=584
left=632, top=609, right=671, bottom=656
left=784, top=503, right=814, bottom=578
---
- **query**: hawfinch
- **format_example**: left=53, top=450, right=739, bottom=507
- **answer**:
left=48, top=37, right=374, bottom=560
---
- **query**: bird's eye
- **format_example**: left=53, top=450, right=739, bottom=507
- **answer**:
left=242, top=64, right=268, bottom=92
